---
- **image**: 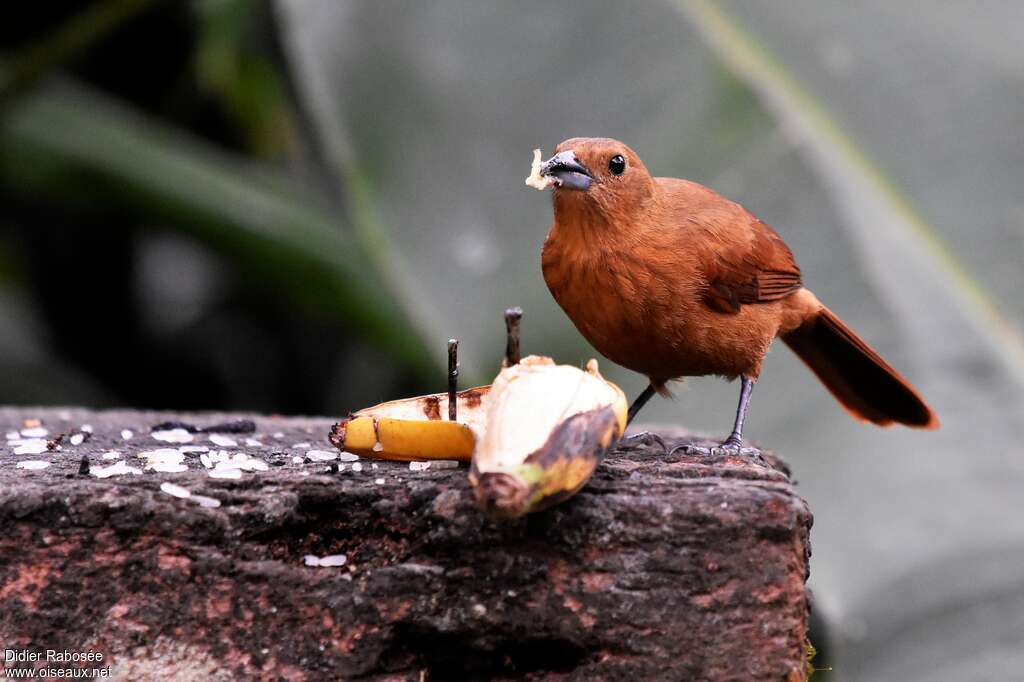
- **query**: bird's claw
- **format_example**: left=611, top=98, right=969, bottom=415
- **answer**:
left=616, top=431, right=668, bottom=452
left=668, top=443, right=716, bottom=457
left=668, top=441, right=768, bottom=465
left=619, top=433, right=769, bottom=467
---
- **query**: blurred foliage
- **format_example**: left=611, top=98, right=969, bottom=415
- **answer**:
left=0, top=0, right=433, bottom=413
left=194, top=0, right=295, bottom=158
left=0, top=0, right=152, bottom=99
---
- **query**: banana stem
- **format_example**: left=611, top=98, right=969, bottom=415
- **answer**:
left=447, top=339, right=459, bottom=421
left=504, top=307, right=523, bottom=366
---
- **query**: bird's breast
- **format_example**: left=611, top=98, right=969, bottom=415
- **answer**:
left=542, top=227, right=776, bottom=380
left=542, top=234, right=708, bottom=379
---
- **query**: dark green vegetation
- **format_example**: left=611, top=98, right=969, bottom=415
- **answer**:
left=0, top=1, right=432, bottom=413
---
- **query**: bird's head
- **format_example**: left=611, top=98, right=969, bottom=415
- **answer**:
left=541, top=137, right=654, bottom=223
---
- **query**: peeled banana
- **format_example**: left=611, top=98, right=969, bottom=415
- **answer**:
left=329, top=349, right=627, bottom=518
left=469, top=355, right=627, bottom=519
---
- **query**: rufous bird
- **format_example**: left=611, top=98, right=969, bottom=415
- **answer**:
left=534, top=137, right=937, bottom=451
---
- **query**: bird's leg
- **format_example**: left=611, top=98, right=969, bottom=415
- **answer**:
left=627, top=384, right=657, bottom=426
left=617, top=384, right=666, bottom=452
left=670, top=375, right=756, bottom=457
left=721, top=374, right=755, bottom=449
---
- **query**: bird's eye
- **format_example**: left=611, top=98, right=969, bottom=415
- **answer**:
left=608, top=155, right=626, bottom=175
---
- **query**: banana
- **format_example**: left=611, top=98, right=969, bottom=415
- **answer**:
left=328, top=321, right=628, bottom=519
left=329, top=387, right=489, bottom=461
left=469, top=355, right=628, bottom=519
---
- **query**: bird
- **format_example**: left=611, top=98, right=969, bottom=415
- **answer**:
left=533, top=137, right=938, bottom=452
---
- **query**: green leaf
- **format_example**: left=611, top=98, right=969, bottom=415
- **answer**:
left=0, top=80, right=436, bottom=378
left=194, top=0, right=298, bottom=158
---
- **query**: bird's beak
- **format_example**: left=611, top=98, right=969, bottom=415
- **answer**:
left=540, top=151, right=593, bottom=191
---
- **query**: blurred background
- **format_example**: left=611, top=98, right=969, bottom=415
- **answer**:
left=2, top=1, right=1023, bottom=679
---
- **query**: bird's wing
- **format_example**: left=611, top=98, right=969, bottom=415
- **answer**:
left=701, top=218, right=802, bottom=314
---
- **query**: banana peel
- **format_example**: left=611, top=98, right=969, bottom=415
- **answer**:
left=329, top=387, right=489, bottom=461
left=328, top=355, right=627, bottom=519
left=469, top=356, right=627, bottom=519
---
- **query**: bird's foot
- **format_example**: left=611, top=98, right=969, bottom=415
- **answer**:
left=616, top=431, right=667, bottom=453
left=669, top=435, right=739, bottom=457
left=719, top=435, right=743, bottom=450
left=669, top=438, right=768, bottom=464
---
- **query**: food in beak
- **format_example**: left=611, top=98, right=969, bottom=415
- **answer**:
left=525, top=148, right=557, bottom=190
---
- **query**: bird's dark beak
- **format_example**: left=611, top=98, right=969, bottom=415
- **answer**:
left=540, top=151, right=593, bottom=191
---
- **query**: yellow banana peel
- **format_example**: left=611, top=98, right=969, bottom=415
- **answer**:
left=329, top=354, right=627, bottom=519
left=329, top=387, right=489, bottom=461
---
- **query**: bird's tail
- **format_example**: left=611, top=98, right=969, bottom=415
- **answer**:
left=782, top=305, right=938, bottom=429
